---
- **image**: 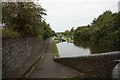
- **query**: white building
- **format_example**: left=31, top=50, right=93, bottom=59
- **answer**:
left=118, top=1, right=120, bottom=12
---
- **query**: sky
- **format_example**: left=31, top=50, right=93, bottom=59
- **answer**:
left=38, top=0, right=119, bottom=32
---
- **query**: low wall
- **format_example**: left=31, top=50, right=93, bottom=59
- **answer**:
left=2, top=37, right=48, bottom=78
left=54, top=52, right=120, bottom=78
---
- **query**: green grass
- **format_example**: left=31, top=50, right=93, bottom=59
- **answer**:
left=52, top=39, right=59, bottom=57
left=2, top=29, right=21, bottom=38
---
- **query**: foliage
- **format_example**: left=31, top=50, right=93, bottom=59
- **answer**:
left=62, top=27, right=74, bottom=39
left=73, top=11, right=120, bottom=47
left=2, top=2, right=53, bottom=39
left=51, top=30, right=57, bottom=37
left=63, top=30, right=71, bottom=36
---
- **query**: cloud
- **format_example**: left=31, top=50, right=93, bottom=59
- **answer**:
left=39, top=0, right=119, bottom=32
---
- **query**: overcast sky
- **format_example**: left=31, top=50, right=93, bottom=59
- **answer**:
left=38, top=0, right=119, bottom=32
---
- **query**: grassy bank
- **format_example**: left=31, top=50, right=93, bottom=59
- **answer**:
left=2, top=29, right=21, bottom=38
left=52, top=39, right=59, bottom=57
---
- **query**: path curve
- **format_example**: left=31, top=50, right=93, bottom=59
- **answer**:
left=28, top=38, right=79, bottom=78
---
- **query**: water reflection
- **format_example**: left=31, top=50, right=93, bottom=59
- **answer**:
left=74, top=41, right=120, bottom=54
left=57, top=40, right=120, bottom=57
left=57, top=42, right=91, bottom=57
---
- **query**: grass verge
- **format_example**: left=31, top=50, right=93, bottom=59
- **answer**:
left=2, top=29, right=21, bottom=38
left=52, top=39, right=59, bottom=57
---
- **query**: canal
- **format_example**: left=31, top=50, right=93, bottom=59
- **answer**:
left=57, top=41, right=120, bottom=58
left=57, top=42, right=91, bottom=57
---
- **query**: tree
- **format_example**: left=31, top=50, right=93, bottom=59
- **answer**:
left=2, top=2, right=52, bottom=39
left=73, top=11, right=120, bottom=47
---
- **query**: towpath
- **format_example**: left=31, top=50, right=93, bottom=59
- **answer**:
left=28, top=38, right=79, bottom=78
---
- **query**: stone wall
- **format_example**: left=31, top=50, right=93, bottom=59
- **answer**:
left=54, top=52, right=120, bottom=78
left=2, top=37, right=48, bottom=78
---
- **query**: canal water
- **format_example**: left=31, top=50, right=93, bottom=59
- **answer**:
left=57, top=42, right=91, bottom=57
left=57, top=41, right=120, bottom=57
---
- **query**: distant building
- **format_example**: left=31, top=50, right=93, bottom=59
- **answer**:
left=57, top=33, right=62, bottom=42
left=118, top=1, right=120, bottom=12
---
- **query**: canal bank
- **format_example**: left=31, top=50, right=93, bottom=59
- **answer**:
left=55, top=42, right=120, bottom=78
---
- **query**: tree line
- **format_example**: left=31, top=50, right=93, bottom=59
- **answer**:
left=2, top=2, right=53, bottom=39
left=73, top=11, right=120, bottom=48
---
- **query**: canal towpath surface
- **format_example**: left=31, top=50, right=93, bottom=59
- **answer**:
left=28, top=38, right=79, bottom=78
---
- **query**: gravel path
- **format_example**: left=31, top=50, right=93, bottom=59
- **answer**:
left=28, top=38, right=79, bottom=78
